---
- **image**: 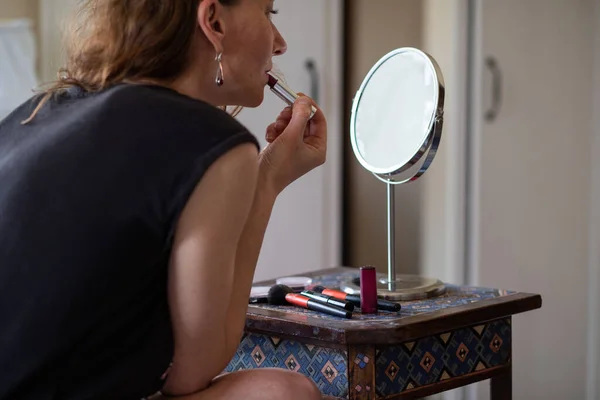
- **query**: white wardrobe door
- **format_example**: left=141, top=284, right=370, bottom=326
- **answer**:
left=470, top=0, right=595, bottom=399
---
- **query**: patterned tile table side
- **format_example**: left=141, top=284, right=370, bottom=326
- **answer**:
left=375, top=318, right=512, bottom=397
left=226, top=333, right=349, bottom=398
left=251, top=278, right=516, bottom=322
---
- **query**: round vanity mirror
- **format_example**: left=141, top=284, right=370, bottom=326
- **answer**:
left=350, top=47, right=444, bottom=183
left=343, top=47, right=446, bottom=300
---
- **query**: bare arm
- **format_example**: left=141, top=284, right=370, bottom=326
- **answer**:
left=221, top=172, right=277, bottom=353
left=161, top=143, right=259, bottom=395
left=161, top=97, right=326, bottom=397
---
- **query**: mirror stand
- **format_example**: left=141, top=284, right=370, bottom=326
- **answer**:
left=372, top=177, right=446, bottom=301
left=386, top=181, right=396, bottom=292
left=344, top=47, right=447, bottom=301
left=372, top=139, right=446, bottom=301
left=339, top=154, right=447, bottom=301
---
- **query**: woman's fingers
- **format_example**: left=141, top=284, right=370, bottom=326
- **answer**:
left=265, top=123, right=278, bottom=143
left=266, top=106, right=293, bottom=143
left=274, top=116, right=291, bottom=132
left=275, top=107, right=292, bottom=128
left=279, top=106, right=293, bottom=118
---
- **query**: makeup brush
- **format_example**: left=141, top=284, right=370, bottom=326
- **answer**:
left=312, top=285, right=401, bottom=312
left=267, top=284, right=352, bottom=319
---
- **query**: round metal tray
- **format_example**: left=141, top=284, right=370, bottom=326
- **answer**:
left=339, top=273, right=446, bottom=301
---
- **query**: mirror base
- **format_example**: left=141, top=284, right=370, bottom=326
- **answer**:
left=340, top=273, right=446, bottom=301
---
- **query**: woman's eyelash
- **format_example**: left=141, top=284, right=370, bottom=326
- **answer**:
left=269, top=9, right=279, bottom=15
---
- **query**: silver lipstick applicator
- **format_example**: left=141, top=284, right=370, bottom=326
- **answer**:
left=267, top=71, right=317, bottom=119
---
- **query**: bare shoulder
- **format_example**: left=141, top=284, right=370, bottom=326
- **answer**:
left=205, top=141, right=259, bottom=181
left=175, top=141, right=259, bottom=231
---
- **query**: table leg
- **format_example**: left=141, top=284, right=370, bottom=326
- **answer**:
left=490, top=364, right=512, bottom=400
left=348, top=345, right=376, bottom=400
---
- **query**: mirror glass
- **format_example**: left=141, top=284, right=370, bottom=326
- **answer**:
left=350, top=48, right=442, bottom=177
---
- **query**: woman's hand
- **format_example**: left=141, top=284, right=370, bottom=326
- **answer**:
left=260, top=95, right=327, bottom=195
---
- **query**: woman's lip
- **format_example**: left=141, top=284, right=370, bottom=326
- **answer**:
left=266, top=73, right=278, bottom=88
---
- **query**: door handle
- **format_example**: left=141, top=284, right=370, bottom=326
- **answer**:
left=485, top=56, right=502, bottom=122
left=305, top=59, right=320, bottom=104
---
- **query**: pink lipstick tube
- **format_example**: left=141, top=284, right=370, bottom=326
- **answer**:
left=267, top=71, right=317, bottom=119
left=360, top=266, right=377, bottom=314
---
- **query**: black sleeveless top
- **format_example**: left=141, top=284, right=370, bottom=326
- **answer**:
left=0, top=84, right=259, bottom=399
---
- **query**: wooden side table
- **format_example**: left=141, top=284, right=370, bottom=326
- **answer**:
left=226, top=268, right=541, bottom=399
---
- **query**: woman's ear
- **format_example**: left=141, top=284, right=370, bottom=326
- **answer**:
left=197, top=0, right=227, bottom=52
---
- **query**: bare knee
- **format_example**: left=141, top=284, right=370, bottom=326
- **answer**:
left=191, top=368, right=322, bottom=400
left=276, top=370, right=321, bottom=400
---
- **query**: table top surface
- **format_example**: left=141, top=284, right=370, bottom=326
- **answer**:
left=246, top=267, right=542, bottom=345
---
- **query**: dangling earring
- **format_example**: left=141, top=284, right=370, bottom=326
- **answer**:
left=215, top=52, right=224, bottom=87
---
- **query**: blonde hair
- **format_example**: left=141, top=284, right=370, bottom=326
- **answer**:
left=23, top=0, right=242, bottom=124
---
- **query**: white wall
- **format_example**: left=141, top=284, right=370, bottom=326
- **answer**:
left=39, top=0, right=75, bottom=83
left=0, top=0, right=37, bottom=22
left=587, top=1, right=600, bottom=397
left=420, top=0, right=468, bottom=286
left=0, top=0, right=75, bottom=83
left=0, top=0, right=39, bottom=73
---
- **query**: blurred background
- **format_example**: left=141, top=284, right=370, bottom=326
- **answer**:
left=0, top=0, right=598, bottom=399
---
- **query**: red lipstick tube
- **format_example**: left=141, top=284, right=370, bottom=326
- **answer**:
left=360, top=266, right=377, bottom=314
left=285, top=293, right=352, bottom=319
left=267, top=71, right=317, bottom=119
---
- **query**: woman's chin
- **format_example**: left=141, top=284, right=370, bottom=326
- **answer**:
left=238, top=92, right=264, bottom=108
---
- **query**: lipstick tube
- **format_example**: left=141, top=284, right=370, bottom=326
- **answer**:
left=300, top=290, right=355, bottom=311
left=360, top=266, right=377, bottom=314
left=285, top=293, right=352, bottom=319
left=267, top=71, right=317, bottom=119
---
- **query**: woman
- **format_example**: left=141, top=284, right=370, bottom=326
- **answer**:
left=0, top=0, right=327, bottom=399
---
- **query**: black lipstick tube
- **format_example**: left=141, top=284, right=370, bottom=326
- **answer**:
left=300, top=290, right=355, bottom=311
left=285, top=293, right=352, bottom=319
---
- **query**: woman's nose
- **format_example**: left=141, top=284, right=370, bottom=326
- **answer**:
left=272, top=25, right=287, bottom=56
